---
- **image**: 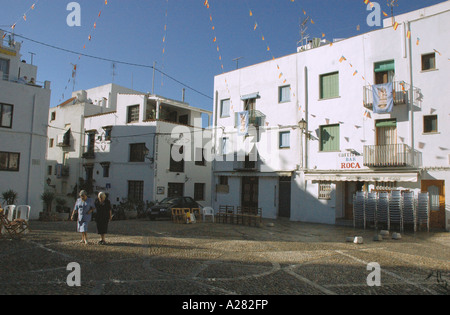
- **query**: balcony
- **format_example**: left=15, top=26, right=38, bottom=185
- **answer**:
left=235, top=110, right=266, bottom=128
left=82, top=146, right=95, bottom=159
left=233, top=154, right=260, bottom=171
left=363, top=81, right=408, bottom=110
left=363, top=144, right=418, bottom=168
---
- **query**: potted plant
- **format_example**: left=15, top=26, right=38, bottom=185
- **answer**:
left=41, top=191, right=55, bottom=214
left=55, top=198, right=69, bottom=221
left=1, top=189, right=18, bottom=206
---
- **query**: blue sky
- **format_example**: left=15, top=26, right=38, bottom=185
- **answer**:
left=0, top=0, right=446, bottom=113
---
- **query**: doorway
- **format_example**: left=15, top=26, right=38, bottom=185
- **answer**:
left=421, top=180, right=446, bottom=230
left=278, top=177, right=291, bottom=218
left=168, top=183, right=184, bottom=198
left=241, top=177, right=259, bottom=208
left=344, top=181, right=364, bottom=220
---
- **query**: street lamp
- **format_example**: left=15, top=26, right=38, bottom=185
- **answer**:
left=298, top=119, right=307, bottom=132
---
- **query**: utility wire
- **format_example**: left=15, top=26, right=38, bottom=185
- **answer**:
left=1, top=29, right=213, bottom=100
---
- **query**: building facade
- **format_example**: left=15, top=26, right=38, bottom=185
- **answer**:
left=211, top=2, right=450, bottom=230
left=0, top=32, right=51, bottom=219
left=46, top=83, right=141, bottom=209
left=82, top=93, right=213, bottom=208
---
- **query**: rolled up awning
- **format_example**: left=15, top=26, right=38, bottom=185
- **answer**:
left=304, top=172, right=418, bottom=182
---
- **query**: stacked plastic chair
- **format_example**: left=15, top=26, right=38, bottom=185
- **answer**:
left=365, top=192, right=378, bottom=229
left=377, top=192, right=390, bottom=231
left=416, top=192, right=430, bottom=232
left=389, top=190, right=404, bottom=232
left=353, top=191, right=366, bottom=229
left=402, top=192, right=416, bottom=232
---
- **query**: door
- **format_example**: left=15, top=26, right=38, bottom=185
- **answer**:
left=344, top=181, right=364, bottom=220
left=278, top=177, right=291, bottom=218
left=375, top=119, right=397, bottom=166
left=242, top=177, right=259, bottom=208
left=168, top=183, right=184, bottom=198
left=421, top=180, right=445, bottom=230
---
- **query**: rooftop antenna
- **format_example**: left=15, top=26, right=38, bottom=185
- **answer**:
left=298, top=16, right=310, bottom=48
left=232, top=57, right=243, bottom=69
left=111, top=62, right=117, bottom=83
left=28, top=52, right=36, bottom=65
left=387, top=0, right=399, bottom=26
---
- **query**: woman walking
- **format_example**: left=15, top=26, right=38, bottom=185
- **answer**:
left=95, top=192, right=112, bottom=245
left=71, top=190, right=95, bottom=244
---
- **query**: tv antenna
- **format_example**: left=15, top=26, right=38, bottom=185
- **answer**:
left=28, top=52, right=36, bottom=65
left=111, top=62, right=117, bottom=83
left=387, top=0, right=399, bottom=26
left=298, top=16, right=310, bottom=48
left=232, top=57, right=243, bottom=69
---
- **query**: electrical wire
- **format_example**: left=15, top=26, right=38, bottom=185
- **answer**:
left=1, top=28, right=213, bottom=100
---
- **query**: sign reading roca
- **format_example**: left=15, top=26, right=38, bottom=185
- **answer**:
left=338, top=153, right=364, bottom=169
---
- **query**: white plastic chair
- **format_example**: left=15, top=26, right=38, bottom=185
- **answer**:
left=4, top=205, right=17, bottom=221
left=202, top=207, right=215, bottom=223
left=16, top=205, right=31, bottom=222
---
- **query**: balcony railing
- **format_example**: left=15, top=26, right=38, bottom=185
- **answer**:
left=82, top=146, right=95, bottom=159
left=235, top=110, right=266, bottom=128
left=363, top=81, right=408, bottom=110
left=363, top=144, right=415, bottom=167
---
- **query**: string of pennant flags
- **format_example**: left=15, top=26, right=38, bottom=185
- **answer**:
left=2, top=1, right=40, bottom=40
left=60, top=0, right=109, bottom=102
left=160, top=0, right=169, bottom=87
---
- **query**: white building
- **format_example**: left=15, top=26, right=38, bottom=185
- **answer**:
left=0, top=31, right=51, bottom=219
left=83, top=93, right=213, bottom=207
left=211, top=2, right=450, bottom=231
left=46, top=83, right=142, bottom=209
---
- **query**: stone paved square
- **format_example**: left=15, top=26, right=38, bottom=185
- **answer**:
left=0, top=219, right=449, bottom=295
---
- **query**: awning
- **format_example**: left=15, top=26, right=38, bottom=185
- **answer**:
left=241, top=92, right=260, bottom=100
left=304, top=172, right=418, bottom=183
left=214, top=171, right=293, bottom=178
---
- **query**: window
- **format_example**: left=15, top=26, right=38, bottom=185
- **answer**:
left=0, top=103, right=13, bottom=128
left=49, top=138, right=54, bottom=148
left=422, top=53, right=436, bottom=71
left=219, top=176, right=228, bottom=186
left=320, top=124, right=340, bottom=152
left=101, top=162, right=110, bottom=178
left=127, top=105, right=140, bottom=123
left=220, top=99, right=230, bottom=118
left=221, top=137, right=229, bottom=155
left=423, top=115, right=438, bottom=133
left=374, top=60, right=395, bottom=84
left=128, top=181, right=144, bottom=202
left=195, top=148, right=206, bottom=166
left=0, top=152, right=20, bottom=172
left=103, top=127, right=112, bottom=141
left=279, top=131, right=290, bottom=149
left=319, top=72, right=339, bottom=99
left=50, top=111, right=56, bottom=121
left=129, top=143, right=146, bottom=162
left=169, top=145, right=184, bottom=172
left=0, top=58, right=10, bottom=80
left=318, top=182, right=332, bottom=200
left=194, top=183, right=205, bottom=201
left=47, top=165, right=53, bottom=176
left=278, top=85, right=291, bottom=103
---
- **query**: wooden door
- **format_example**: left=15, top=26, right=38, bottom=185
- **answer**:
left=242, top=177, right=259, bottom=208
left=421, top=180, right=445, bottom=230
left=278, top=177, right=291, bottom=218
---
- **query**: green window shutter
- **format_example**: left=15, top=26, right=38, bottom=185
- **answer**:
left=320, top=72, right=339, bottom=99
left=320, top=124, right=340, bottom=152
left=375, top=119, right=396, bottom=128
left=374, top=60, right=395, bottom=73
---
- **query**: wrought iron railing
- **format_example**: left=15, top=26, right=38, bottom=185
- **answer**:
left=363, top=144, right=414, bottom=167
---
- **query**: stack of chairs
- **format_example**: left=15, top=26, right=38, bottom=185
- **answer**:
left=0, top=207, right=30, bottom=239
left=217, top=205, right=235, bottom=224
left=402, top=192, right=416, bottom=232
left=417, top=192, right=430, bottom=232
left=389, top=191, right=404, bottom=232
left=365, top=192, right=378, bottom=229
left=377, top=192, right=390, bottom=230
left=353, top=191, right=366, bottom=229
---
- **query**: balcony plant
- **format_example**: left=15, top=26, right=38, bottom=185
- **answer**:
left=1, top=189, right=18, bottom=206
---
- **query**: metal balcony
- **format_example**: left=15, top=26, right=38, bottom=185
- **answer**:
left=82, top=146, right=95, bottom=159
left=363, top=81, right=408, bottom=110
left=363, top=144, right=415, bottom=167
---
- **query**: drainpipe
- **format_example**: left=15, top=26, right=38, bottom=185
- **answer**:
left=25, top=94, right=36, bottom=205
left=407, top=21, right=415, bottom=167
left=304, top=66, right=309, bottom=170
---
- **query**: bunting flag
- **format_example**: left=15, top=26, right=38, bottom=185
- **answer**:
left=9, top=1, right=39, bottom=32
left=393, top=22, right=399, bottom=30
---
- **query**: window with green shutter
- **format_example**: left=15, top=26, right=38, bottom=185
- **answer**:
left=320, top=124, right=340, bottom=152
left=320, top=72, right=339, bottom=99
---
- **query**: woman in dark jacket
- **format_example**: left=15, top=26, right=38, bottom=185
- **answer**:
left=95, top=192, right=112, bottom=245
